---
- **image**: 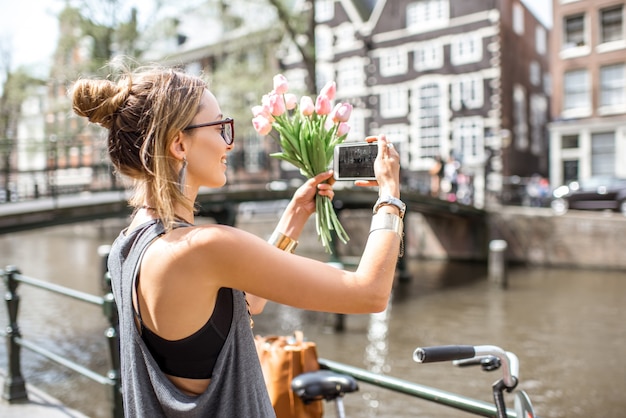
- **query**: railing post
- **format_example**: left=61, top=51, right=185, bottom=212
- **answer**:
left=2, top=265, right=28, bottom=402
left=99, top=246, right=123, bottom=418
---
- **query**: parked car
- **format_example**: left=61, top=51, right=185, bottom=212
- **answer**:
left=551, top=176, right=626, bottom=215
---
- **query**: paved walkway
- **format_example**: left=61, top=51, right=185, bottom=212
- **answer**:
left=0, top=374, right=88, bottom=417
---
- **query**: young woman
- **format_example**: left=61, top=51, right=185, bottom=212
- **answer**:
left=72, top=65, right=403, bottom=417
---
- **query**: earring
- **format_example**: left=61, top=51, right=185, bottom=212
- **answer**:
left=178, top=157, right=187, bottom=193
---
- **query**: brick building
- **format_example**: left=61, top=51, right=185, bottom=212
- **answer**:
left=548, top=0, right=626, bottom=186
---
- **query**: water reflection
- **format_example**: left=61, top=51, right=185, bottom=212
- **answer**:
left=0, top=218, right=624, bottom=418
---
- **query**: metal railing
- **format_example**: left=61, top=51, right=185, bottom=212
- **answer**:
left=0, top=264, right=122, bottom=418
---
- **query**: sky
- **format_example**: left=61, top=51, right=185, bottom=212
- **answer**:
left=0, top=0, right=553, bottom=72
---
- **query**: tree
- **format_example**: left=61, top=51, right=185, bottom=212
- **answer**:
left=265, top=0, right=317, bottom=93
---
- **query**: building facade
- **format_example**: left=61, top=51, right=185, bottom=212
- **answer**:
left=279, top=0, right=551, bottom=208
left=549, top=0, right=626, bottom=186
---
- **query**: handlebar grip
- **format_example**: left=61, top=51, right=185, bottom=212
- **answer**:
left=413, top=345, right=476, bottom=363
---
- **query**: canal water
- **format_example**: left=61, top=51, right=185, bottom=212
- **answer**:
left=0, top=214, right=624, bottom=418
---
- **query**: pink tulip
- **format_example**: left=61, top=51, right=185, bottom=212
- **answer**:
left=299, top=96, right=315, bottom=116
left=284, top=93, right=297, bottom=110
left=315, top=94, right=332, bottom=115
left=337, top=122, right=350, bottom=137
left=266, top=92, right=286, bottom=116
left=331, top=103, right=352, bottom=123
left=252, top=105, right=269, bottom=118
left=252, top=115, right=273, bottom=136
left=319, top=81, right=336, bottom=101
left=273, top=74, right=289, bottom=95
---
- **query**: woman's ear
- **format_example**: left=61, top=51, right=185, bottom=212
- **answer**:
left=169, top=132, right=187, bottom=160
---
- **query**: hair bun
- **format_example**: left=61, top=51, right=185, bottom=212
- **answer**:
left=71, top=78, right=131, bottom=129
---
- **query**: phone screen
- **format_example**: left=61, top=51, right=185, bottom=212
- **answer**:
left=333, top=142, right=378, bottom=180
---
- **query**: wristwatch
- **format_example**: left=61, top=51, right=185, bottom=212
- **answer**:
left=373, top=195, right=406, bottom=219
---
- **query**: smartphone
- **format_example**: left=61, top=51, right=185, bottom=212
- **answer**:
left=333, top=142, right=378, bottom=181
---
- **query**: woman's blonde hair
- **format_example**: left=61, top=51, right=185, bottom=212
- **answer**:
left=71, top=65, right=206, bottom=229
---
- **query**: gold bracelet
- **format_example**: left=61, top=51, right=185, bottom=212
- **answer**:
left=268, top=231, right=298, bottom=253
left=369, top=213, right=403, bottom=237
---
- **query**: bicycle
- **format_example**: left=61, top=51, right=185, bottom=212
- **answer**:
left=291, top=344, right=536, bottom=418
left=413, top=345, right=537, bottom=418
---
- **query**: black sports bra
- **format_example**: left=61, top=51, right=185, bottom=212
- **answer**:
left=133, top=284, right=233, bottom=379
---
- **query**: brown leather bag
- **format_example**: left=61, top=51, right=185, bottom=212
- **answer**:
left=254, top=331, right=324, bottom=418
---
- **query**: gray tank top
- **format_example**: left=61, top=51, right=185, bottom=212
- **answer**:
left=107, top=219, right=275, bottom=417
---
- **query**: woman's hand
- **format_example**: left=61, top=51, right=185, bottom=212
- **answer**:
left=354, top=135, right=400, bottom=198
left=289, top=170, right=335, bottom=217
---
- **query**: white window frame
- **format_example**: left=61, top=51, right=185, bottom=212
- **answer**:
left=530, top=94, right=548, bottom=156
left=315, top=25, right=334, bottom=61
left=334, top=23, right=358, bottom=52
left=346, top=108, right=366, bottom=142
left=336, top=57, right=365, bottom=93
left=452, top=116, right=484, bottom=165
left=450, top=74, right=484, bottom=111
left=536, top=26, right=547, bottom=55
left=416, top=82, right=444, bottom=161
left=513, top=84, right=528, bottom=151
left=380, top=86, right=409, bottom=118
left=561, top=13, right=591, bottom=58
left=563, top=69, right=591, bottom=118
left=414, top=39, right=443, bottom=71
left=450, top=32, right=483, bottom=66
left=529, top=61, right=541, bottom=86
left=406, top=0, right=449, bottom=32
left=599, top=63, right=626, bottom=115
left=379, top=49, right=408, bottom=77
left=591, top=132, right=616, bottom=177
left=315, top=0, right=335, bottom=22
left=513, top=3, right=524, bottom=35
left=599, top=5, right=624, bottom=44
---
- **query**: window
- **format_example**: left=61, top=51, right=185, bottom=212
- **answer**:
left=513, top=3, right=524, bottom=35
left=530, top=94, right=547, bottom=155
left=513, top=85, right=528, bottom=151
left=315, top=26, right=333, bottom=60
left=600, top=63, right=625, bottom=107
left=450, top=32, right=482, bottom=66
left=563, top=69, right=590, bottom=111
left=452, top=117, right=484, bottom=163
left=450, top=74, right=484, bottom=110
left=379, top=49, right=408, bottom=77
left=346, top=108, right=365, bottom=142
left=316, top=0, right=334, bottom=22
left=414, top=40, right=443, bottom=71
left=564, top=14, right=585, bottom=48
left=380, top=86, right=409, bottom=118
left=600, top=5, right=623, bottom=44
left=591, top=132, right=615, bottom=176
left=243, top=133, right=264, bottom=173
left=561, top=135, right=579, bottom=149
left=417, top=83, right=443, bottom=159
left=337, top=58, right=364, bottom=91
left=536, top=26, right=547, bottom=55
left=529, top=61, right=541, bottom=86
left=406, top=0, right=449, bottom=31
left=335, top=24, right=357, bottom=50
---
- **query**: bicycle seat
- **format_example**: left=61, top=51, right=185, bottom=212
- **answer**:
left=291, top=370, right=359, bottom=403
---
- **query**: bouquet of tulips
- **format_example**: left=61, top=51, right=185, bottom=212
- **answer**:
left=252, top=74, right=353, bottom=253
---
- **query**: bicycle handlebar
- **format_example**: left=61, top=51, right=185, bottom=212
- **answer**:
left=413, top=345, right=519, bottom=389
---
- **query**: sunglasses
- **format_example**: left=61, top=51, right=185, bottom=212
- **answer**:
left=183, top=118, right=235, bottom=145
